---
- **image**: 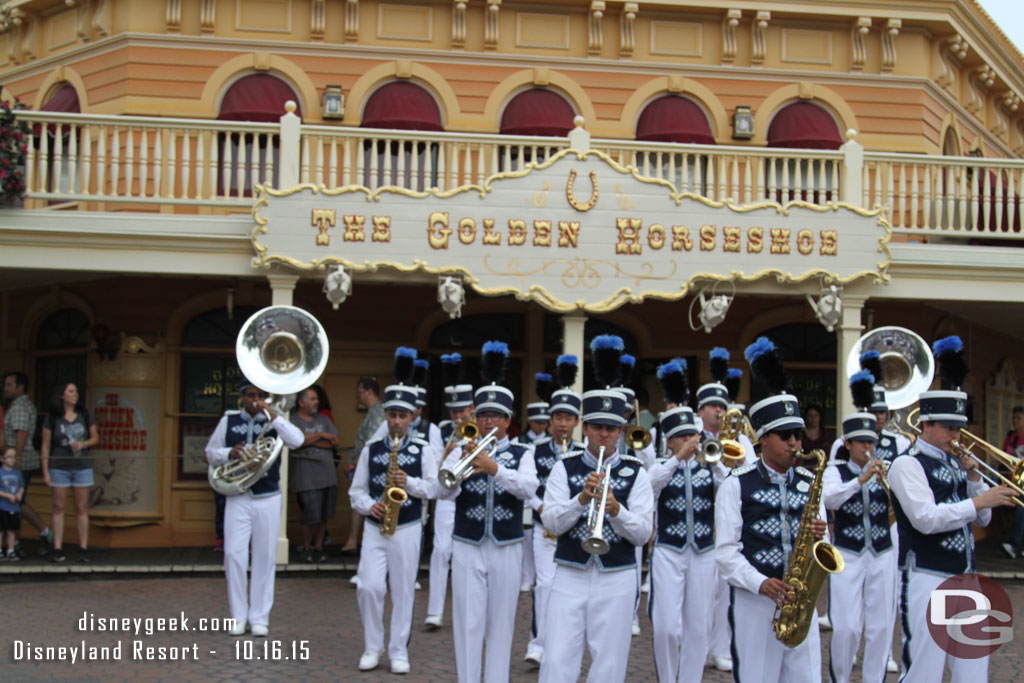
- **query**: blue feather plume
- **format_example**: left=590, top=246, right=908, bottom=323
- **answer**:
left=556, top=354, right=578, bottom=389
left=393, top=347, right=417, bottom=384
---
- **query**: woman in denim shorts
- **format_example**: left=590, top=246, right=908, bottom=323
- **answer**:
left=40, top=383, right=98, bottom=563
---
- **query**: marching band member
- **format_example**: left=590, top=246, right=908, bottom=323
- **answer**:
left=539, top=335, right=654, bottom=683
left=829, top=351, right=911, bottom=465
left=889, top=336, right=1014, bottom=682
left=519, top=374, right=553, bottom=593
left=715, top=337, right=827, bottom=683
left=350, top=350, right=438, bottom=674
left=822, top=370, right=896, bottom=683
left=435, top=340, right=538, bottom=683
left=425, top=353, right=473, bottom=629
left=524, top=355, right=582, bottom=666
left=204, top=376, right=304, bottom=638
left=648, top=360, right=728, bottom=683
left=370, top=358, right=443, bottom=456
left=702, top=348, right=754, bottom=673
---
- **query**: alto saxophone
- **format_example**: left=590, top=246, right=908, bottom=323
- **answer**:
left=772, top=449, right=845, bottom=647
left=379, top=431, right=409, bottom=537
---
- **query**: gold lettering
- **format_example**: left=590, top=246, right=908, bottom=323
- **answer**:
left=342, top=215, right=365, bottom=242
left=371, top=216, right=391, bottom=242
left=483, top=218, right=501, bottom=245
left=700, top=225, right=716, bottom=251
left=533, top=220, right=552, bottom=247
left=820, top=230, right=838, bottom=255
left=723, top=226, right=741, bottom=253
left=427, top=212, right=452, bottom=249
left=458, top=217, right=477, bottom=245
left=508, top=219, right=527, bottom=246
left=312, top=209, right=335, bottom=246
left=770, top=228, right=791, bottom=254
left=557, top=221, right=580, bottom=247
left=796, top=229, right=814, bottom=255
left=671, top=225, right=693, bottom=251
left=747, top=227, right=763, bottom=253
left=648, top=223, right=665, bottom=250
left=616, top=218, right=643, bottom=255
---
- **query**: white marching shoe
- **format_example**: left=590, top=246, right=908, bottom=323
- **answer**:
left=887, top=655, right=899, bottom=673
left=358, top=650, right=384, bottom=671
left=390, top=658, right=410, bottom=674
left=524, top=650, right=543, bottom=666
left=424, top=615, right=443, bottom=629
left=817, top=612, right=832, bottom=630
left=631, top=622, right=641, bottom=636
left=251, top=624, right=269, bottom=637
left=414, top=581, right=422, bottom=590
left=228, top=620, right=247, bottom=636
left=710, top=656, right=733, bottom=672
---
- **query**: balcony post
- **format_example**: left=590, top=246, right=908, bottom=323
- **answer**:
left=840, top=129, right=863, bottom=207
left=279, top=101, right=301, bottom=188
left=568, top=116, right=590, bottom=152
left=560, top=312, right=587, bottom=440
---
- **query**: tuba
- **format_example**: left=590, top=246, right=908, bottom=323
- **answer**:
left=208, top=306, right=329, bottom=497
left=772, top=449, right=845, bottom=646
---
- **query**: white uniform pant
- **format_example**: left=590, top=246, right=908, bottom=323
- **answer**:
left=898, top=568, right=989, bottom=683
left=539, top=562, right=638, bottom=683
left=827, top=548, right=896, bottom=683
left=730, top=586, right=822, bottom=683
left=527, top=528, right=557, bottom=656
left=356, top=521, right=422, bottom=661
left=427, top=498, right=455, bottom=617
left=451, top=538, right=523, bottom=683
left=224, top=492, right=280, bottom=627
left=649, top=545, right=717, bottom=683
left=708, top=573, right=732, bottom=658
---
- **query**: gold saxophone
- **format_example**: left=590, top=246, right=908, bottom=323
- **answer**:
left=772, top=449, right=845, bottom=647
left=379, top=431, right=409, bottom=537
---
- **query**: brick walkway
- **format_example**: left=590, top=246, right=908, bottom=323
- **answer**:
left=3, top=570, right=1024, bottom=682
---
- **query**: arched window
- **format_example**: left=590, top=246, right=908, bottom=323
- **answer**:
left=34, top=84, right=82, bottom=196
left=498, top=89, right=575, bottom=171
left=34, top=308, right=90, bottom=406
left=942, top=128, right=961, bottom=156
left=766, top=102, right=842, bottom=203
left=217, top=74, right=301, bottom=197
left=360, top=82, right=443, bottom=191
left=635, top=95, right=715, bottom=193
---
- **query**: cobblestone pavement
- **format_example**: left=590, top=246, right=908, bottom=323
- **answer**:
left=3, top=573, right=1023, bottom=682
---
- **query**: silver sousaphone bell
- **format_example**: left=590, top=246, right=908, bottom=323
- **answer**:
left=845, top=326, right=934, bottom=434
left=208, top=305, right=330, bottom=496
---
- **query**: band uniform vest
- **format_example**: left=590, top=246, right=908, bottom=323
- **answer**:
left=655, top=460, right=716, bottom=553
left=875, top=430, right=905, bottom=463
left=452, top=441, right=530, bottom=545
left=533, top=437, right=581, bottom=502
left=554, top=451, right=642, bottom=571
left=734, top=461, right=815, bottom=580
left=892, top=446, right=976, bottom=575
left=365, top=435, right=426, bottom=531
left=223, top=411, right=283, bottom=498
left=832, top=461, right=893, bottom=555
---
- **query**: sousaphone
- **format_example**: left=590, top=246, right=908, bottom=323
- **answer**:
left=208, top=305, right=330, bottom=496
left=846, top=326, right=934, bottom=430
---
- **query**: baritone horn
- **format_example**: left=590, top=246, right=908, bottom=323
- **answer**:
left=208, top=306, right=329, bottom=497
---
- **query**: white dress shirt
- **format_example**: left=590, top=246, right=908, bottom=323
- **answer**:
left=349, top=432, right=438, bottom=517
left=205, top=410, right=304, bottom=466
left=648, top=455, right=728, bottom=498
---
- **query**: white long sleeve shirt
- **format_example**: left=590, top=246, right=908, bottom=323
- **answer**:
left=433, top=437, right=538, bottom=503
left=349, top=433, right=438, bottom=517
left=204, top=411, right=304, bottom=466
left=647, top=455, right=728, bottom=498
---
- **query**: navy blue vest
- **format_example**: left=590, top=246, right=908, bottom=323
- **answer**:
left=832, top=461, right=893, bottom=555
left=554, top=451, right=643, bottom=571
left=655, top=460, right=716, bottom=553
left=364, top=434, right=426, bottom=531
left=439, top=421, right=454, bottom=444
left=533, top=436, right=580, bottom=502
left=452, top=441, right=530, bottom=545
left=413, top=417, right=434, bottom=442
left=223, top=411, right=282, bottom=497
left=875, top=430, right=905, bottom=463
left=734, top=461, right=815, bottom=580
left=893, top=445, right=976, bottom=575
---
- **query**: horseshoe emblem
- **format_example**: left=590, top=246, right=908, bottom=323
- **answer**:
left=566, top=169, right=598, bottom=212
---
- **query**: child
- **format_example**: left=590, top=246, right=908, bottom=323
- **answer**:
left=0, top=447, right=25, bottom=561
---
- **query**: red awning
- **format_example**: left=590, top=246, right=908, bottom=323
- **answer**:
left=361, top=82, right=443, bottom=131
left=767, top=102, right=841, bottom=150
left=219, top=74, right=301, bottom=122
left=500, top=89, right=575, bottom=137
left=636, top=96, right=714, bottom=145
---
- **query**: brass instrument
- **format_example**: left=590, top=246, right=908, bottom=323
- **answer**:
left=700, top=435, right=746, bottom=468
left=773, top=449, right=845, bottom=647
left=627, top=400, right=652, bottom=450
left=722, top=407, right=758, bottom=450
left=439, top=427, right=499, bottom=489
left=582, top=446, right=612, bottom=555
left=847, top=327, right=935, bottom=434
left=905, top=408, right=1024, bottom=508
left=445, top=419, right=480, bottom=452
left=380, top=431, right=410, bottom=536
left=209, top=306, right=329, bottom=496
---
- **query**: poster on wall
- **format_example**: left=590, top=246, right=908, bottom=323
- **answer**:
left=88, top=387, right=160, bottom=514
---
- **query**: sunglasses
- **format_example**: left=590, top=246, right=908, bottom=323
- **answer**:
left=772, top=429, right=803, bottom=441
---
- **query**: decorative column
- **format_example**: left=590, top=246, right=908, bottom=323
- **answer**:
left=835, top=296, right=867, bottom=420
left=267, top=273, right=299, bottom=563
left=561, top=313, right=587, bottom=439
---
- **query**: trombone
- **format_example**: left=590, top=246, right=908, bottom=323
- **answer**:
left=438, top=427, right=499, bottom=490
left=445, top=419, right=480, bottom=451
left=905, top=408, right=1024, bottom=508
left=582, top=446, right=613, bottom=555
left=626, top=399, right=652, bottom=451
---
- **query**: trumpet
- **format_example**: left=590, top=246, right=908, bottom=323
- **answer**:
left=582, top=446, right=612, bottom=555
left=905, top=408, right=1024, bottom=508
left=700, top=435, right=746, bottom=467
left=438, top=427, right=499, bottom=489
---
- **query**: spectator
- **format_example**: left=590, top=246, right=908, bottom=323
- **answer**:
left=801, top=404, right=834, bottom=453
left=290, top=387, right=340, bottom=563
left=342, top=376, right=383, bottom=555
left=1001, top=406, right=1024, bottom=558
left=3, top=372, right=52, bottom=554
left=40, top=382, right=99, bottom=563
left=312, top=384, right=335, bottom=422
left=0, top=447, right=25, bottom=560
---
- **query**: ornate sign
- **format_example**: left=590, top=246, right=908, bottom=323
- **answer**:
left=252, top=149, right=890, bottom=313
